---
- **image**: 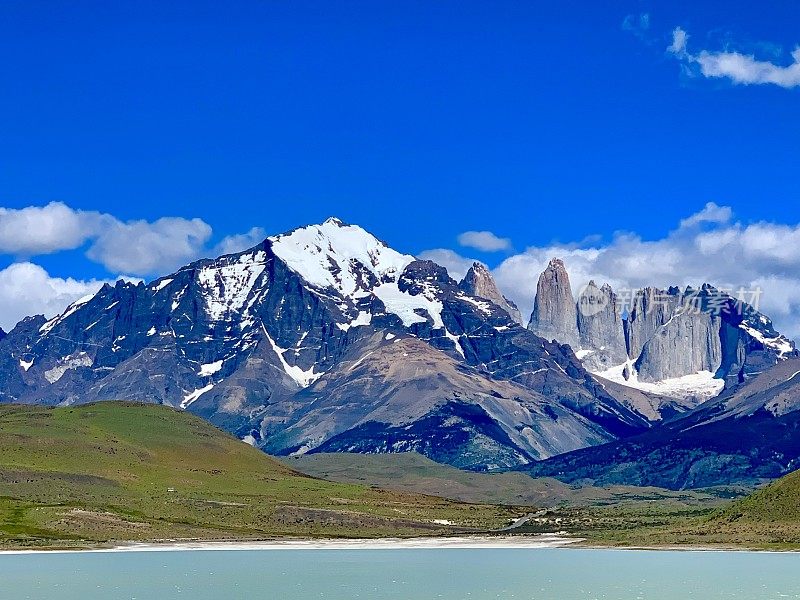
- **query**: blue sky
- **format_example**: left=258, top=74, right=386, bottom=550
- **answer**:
left=1, top=1, right=800, bottom=332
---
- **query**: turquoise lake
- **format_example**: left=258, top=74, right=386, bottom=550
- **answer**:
left=1, top=547, right=799, bottom=599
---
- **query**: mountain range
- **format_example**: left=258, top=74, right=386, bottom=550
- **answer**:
left=0, top=217, right=797, bottom=485
left=0, top=218, right=646, bottom=470
left=529, top=257, right=793, bottom=406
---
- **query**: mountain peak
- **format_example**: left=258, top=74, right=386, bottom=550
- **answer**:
left=528, top=258, right=579, bottom=347
left=470, top=261, right=489, bottom=272
left=269, top=219, right=414, bottom=298
left=547, top=257, right=567, bottom=271
left=458, top=262, right=523, bottom=324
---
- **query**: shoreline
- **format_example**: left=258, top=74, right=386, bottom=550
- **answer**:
left=0, top=534, right=579, bottom=555
left=2, top=534, right=799, bottom=555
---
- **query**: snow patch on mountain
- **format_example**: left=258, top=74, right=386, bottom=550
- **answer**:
left=44, top=352, right=93, bottom=384
left=460, top=295, right=493, bottom=315
left=443, top=328, right=465, bottom=357
left=596, top=360, right=724, bottom=402
left=262, top=324, right=321, bottom=387
left=337, top=311, right=372, bottom=331
left=372, top=282, right=444, bottom=328
left=39, top=293, right=96, bottom=335
left=269, top=217, right=413, bottom=297
left=739, top=322, right=794, bottom=356
left=198, top=360, right=223, bottom=377
left=197, top=250, right=267, bottom=321
left=182, top=383, right=214, bottom=409
left=151, top=278, right=173, bottom=293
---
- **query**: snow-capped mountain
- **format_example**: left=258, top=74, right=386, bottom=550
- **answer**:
left=528, top=258, right=796, bottom=413
left=0, top=218, right=647, bottom=470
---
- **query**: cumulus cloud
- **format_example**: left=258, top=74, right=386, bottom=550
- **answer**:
left=423, top=204, right=800, bottom=339
left=86, top=217, right=213, bottom=275
left=668, top=27, right=800, bottom=88
left=0, top=202, right=104, bottom=256
left=678, top=201, right=733, bottom=229
left=212, top=227, right=267, bottom=256
left=0, top=201, right=265, bottom=277
left=457, top=230, right=512, bottom=252
left=0, top=262, right=113, bottom=331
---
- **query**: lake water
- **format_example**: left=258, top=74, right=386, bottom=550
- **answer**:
left=1, top=547, right=799, bottom=599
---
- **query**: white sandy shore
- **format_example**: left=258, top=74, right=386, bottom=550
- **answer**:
left=0, top=534, right=580, bottom=555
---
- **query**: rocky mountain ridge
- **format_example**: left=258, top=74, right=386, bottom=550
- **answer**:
left=458, top=262, right=523, bottom=325
left=527, top=258, right=795, bottom=410
left=0, top=218, right=648, bottom=470
left=524, top=357, right=800, bottom=489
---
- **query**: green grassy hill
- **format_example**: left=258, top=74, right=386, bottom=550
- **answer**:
left=0, top=403, right=520, bottom=549
left=720, top=468, right=800, bottom=522
left=694, top=468, right=800, bottom=548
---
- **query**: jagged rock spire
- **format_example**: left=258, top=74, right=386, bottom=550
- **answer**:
left=527, top=258, right=579, bottom=347
left=576, top=280, right=627, bottom=370
left=459, top=262, right=523, bottom=325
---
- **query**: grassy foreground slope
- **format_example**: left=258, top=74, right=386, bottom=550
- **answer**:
left=0, top=403, right=520, bottom=549
left=703, top=468, right=800, bottom=547
left=721, top=467, right=800, bottom=522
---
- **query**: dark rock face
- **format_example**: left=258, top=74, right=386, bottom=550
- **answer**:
left=459, top=262, right=523, bottom=325
left=527, top=258, right=579, bottom=347
left=523, top=357, right=800, bottom=489
left=260, top=335, right=623, bottom=469
left=0, top=219, right=648, bottom=470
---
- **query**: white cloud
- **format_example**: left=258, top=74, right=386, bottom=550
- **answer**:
left=668, top=26, right=689, bottom=56
left=423, top=204, right=800, bottom=339
left=668, top=27, right=800, bottom=89
left=0, top=202, right=104, bottom=256
left=418, top=248, right=478, bottom=281
left=86, top=217, right=213, bottom=275
left=678, top=201, right=732, bottom=229
left=212, top=227, right=267, bottom=256
left=457, top=230, right=512, bottom=252
left=0, top=262, right=112, bottom=331
left=0, top=201, right=265, bottom=277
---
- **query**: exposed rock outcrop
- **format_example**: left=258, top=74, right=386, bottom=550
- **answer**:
left=458, top=262, right=523, bottom=325
left=527, top=259, right=795, bottom=408
left=527, top=258, right=579, bottom=347
left=625, top=287, right=681, bottom=361
left=576, top=281, right=627, bottom=371
left=635, top=309, right=722, bottom=382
